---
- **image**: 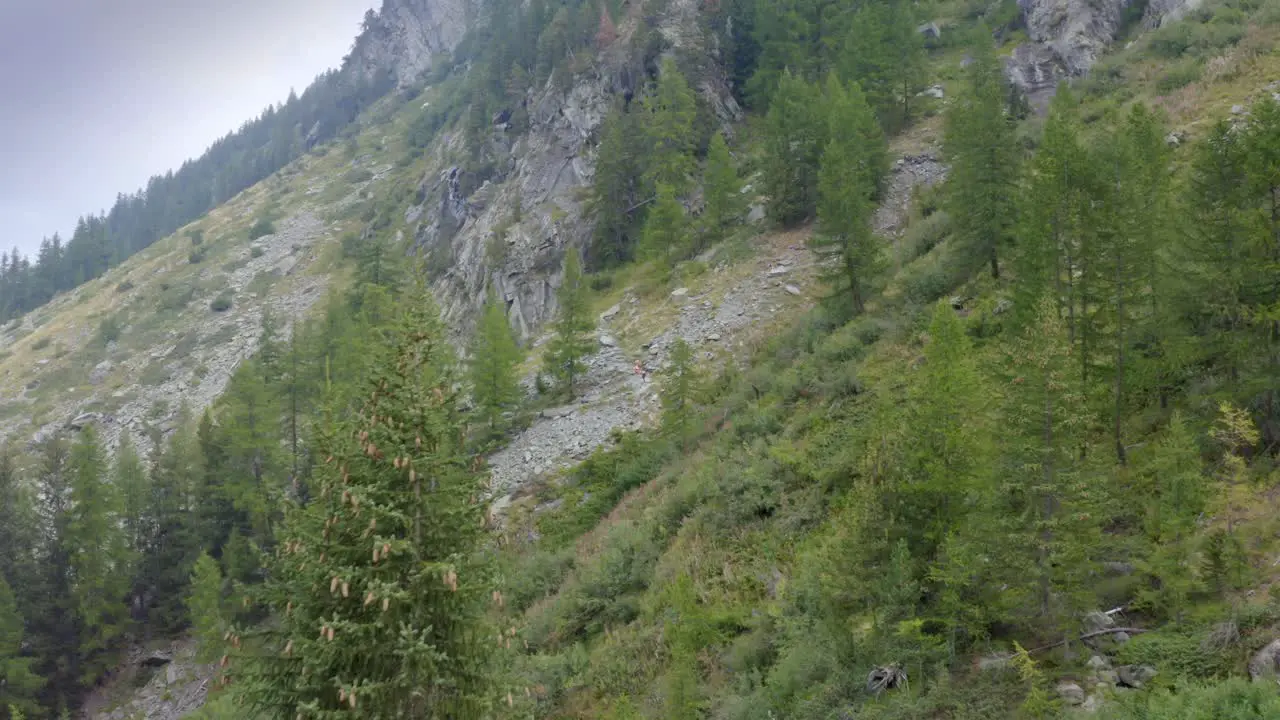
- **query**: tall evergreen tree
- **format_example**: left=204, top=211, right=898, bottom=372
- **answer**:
left=640, top=58, right=699, bottom=194
left=64, top=427, right=130, bottom=684
left=230, top=287, right=493, bottom=718
left=944, top=31, right=1019, bottom=279
left=700, top=132, right=744, bottom=247
left=760, top=70, right=825, bottom=226
left=660, top=339, right=701, bottom=449
left=0, top=578, right=41, bottom=719
left=588, top=104, right=644, bottom=267
left=839, top=0, right=926, bottom=130
left=639, top=184, right=689, bottom=265
left=813, top=74, right=887, bottom=315
left=469, top=289, right=522, bottom=436
left=187, top=552, right=226, bottom=663
left=542, top=252, right=595, bottom=399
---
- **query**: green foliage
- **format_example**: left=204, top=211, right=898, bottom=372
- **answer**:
left=189, top=248, right=207, bottom=264
left=0, top=578, right=41, bottom=718
left=660, top=339, right=701, bottom=448
left=541, top=252, right=595, bottom=399
left=813, top=74, right=888, bottom=315
left=247, top=218, right=276, bottom=241
left=187, top=552, right=225, bottom=663
left=639, top=184, right=689, bottom=265
left=97, top=315, right=123, bottom=345
left=469, top=289, right=523, bottom=437
left=944, top=30, right=1019, bottom=280
left=701, top=132, right=745, bottom=247
left=838, top=0, right=927, bottom=131
left=1103, top=678, right=1280, bottom=719
left=231, top=287, right=493, bottom=717
left=640, top=58, right=699, bottom=194
left=761, top=71, right=825, bottom=226
left=210, top=292, right=234, bottom=313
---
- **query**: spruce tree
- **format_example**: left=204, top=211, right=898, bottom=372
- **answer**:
left=1135, top=414, right=1205, bottom=622
left=700, top=132, right=744, bottom=247
left=814, top=74, right=887, bottom=315
left=230, top=287, right=492, bottom=718
left=840, top=0, right=926, bottom=130
left=542, top=252, right=595, bottom=400
left=639, top=183, right=689, bottom=265
left=944, top=31, right=1019, bottom=279
left=468, top=288, right=522, bottom=436
left=140, top=421, right=202, bottom=634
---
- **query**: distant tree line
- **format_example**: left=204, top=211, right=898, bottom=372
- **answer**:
left=0, top=62, right=395, bottom=324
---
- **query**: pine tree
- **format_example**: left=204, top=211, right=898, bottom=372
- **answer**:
left=700, top=132, right=744, bottom=247
left=230, top=286, right=492, bottom=718
left=469, top=289, right=522, bottom=436
left=187, top=552, right=225, bottom=663
left=0, top=577, right=41, bottom=719
left=64, top=427, right=130, bottom=685
left=814, top=74, right=887, bottom=315
left=0, top=445, right=34, bottom=595
left=944, top=31, right=1019, bottom=279
left=760, top=70, right=825, bottom=226
left=639, top=183, right=688, bottom=264
left=641, top=58, right=699, bottom=194
left=542, top=252, right=595, bottom=399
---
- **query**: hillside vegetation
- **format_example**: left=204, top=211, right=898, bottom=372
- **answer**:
left=4, top=0, right=1280, bottom=717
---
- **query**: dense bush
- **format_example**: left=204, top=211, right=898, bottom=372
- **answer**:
left=209, top=292, right=234, bottom=312
left=247, top=217, right=276, bottom=240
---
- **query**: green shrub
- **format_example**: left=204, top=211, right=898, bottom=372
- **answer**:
left=1157, top=58, right=1204, bottom=93
left=1101, top=677, right=1280, bottom=719
left=98, top=316, right=123, bottom=345
left=250, top=246, right=265, bottom=259
left=31, top=336, right=50, bottom=351
left=344, top=168, right=374, bottom=184
left=210, top=293, right=234, bottom=313
left=1114, top=629, right=1234, bottom=680
left=189, top=248, right=207, bottom=264
left=158, top=285, right=195, bottom=312
left=115, top=280, right=135, bottom=294
left=248, top=217, right=276, bottom=240
left=187, top=229, right=204, bottom=246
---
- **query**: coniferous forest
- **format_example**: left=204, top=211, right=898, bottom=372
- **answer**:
left=6, top=0, right=1280, bottom=717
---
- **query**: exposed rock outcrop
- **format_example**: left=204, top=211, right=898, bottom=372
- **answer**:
left=1018, top=0, right=1131, bottom=77
left=344, top=0, right=475, bottom=88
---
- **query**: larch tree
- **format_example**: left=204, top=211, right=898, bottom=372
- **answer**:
left=230, top=286, right=493, bottom=718
left=468, top=288, right=522, bottom=437
left=0, top=577, right=41, bottom=719
left=814, top=74, right=887, bottom=315
left=187, top=552, right=226, bottom=663
left=760, top=70, right=825, bottom=227
left=640, top=58, right=699, bottom=194
left=944, top=30, right=1019, bottom=279
left=65, top=427, right=130, bottom=685
left=700, top=132, right=744, bottom=248
left=640, top=183, right=689, bottom=265
left=542, top=252, right=596, bottom=400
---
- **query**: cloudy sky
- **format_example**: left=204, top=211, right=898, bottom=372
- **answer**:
left=0, top=0, right=379, bottom=255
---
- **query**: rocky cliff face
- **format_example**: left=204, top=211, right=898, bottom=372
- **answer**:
left=344, top=0, right=475, bottom=88
left=403, top=1, right=740, bottom=342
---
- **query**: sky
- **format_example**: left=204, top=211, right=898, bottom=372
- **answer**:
left=0, top=0, right=379, bottom=256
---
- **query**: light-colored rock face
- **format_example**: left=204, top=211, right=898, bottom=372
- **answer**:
left=406, top=14, right=741, bottom=344
left=1143, top=0, right=1204, bottom=28
left=1018, top=0, right=1131, bottom=76
left=345, top=0, right=475, bottom=87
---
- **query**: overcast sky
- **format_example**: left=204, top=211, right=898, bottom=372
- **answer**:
left=0, top=0, right=379, bottom=256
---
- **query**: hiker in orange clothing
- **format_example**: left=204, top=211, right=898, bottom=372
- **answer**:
left=633, top=360, right=648, bottom=383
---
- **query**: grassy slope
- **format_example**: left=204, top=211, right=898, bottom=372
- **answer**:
left=486, top=7, right=1280, bottom=720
